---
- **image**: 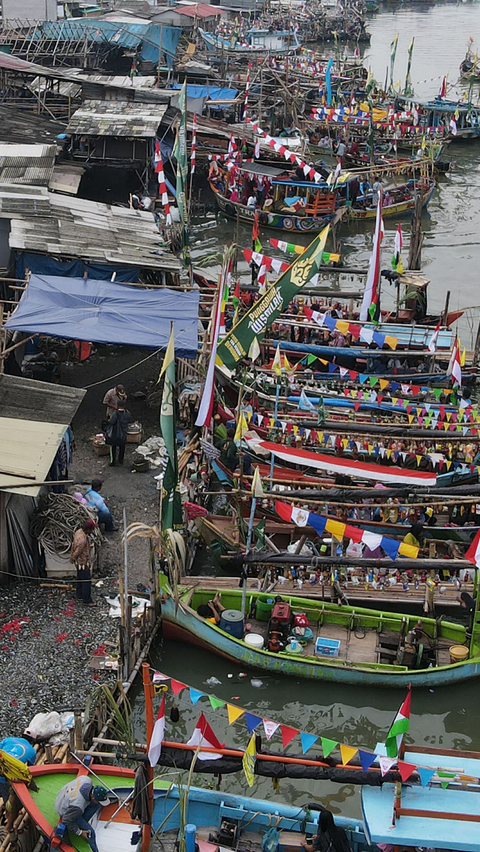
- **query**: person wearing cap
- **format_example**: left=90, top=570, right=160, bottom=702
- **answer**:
left=102, top=384, right=127, bottom=420
left=55, top=778, right=110, bottom=852
left=70, top=520, right=98, bottom=606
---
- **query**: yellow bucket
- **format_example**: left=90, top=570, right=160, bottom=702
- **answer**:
left=449, top=645, right=469, bottom=664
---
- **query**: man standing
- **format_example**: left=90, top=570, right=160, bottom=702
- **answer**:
left=105, top=404, right=131, bottom=466
left=102, top=384, right=127, bottom=419
left=85, top=479, right=116, bottom=531
left=55, top=778, right=110, bottom=852
left=70, top=519, right=98, bottom=606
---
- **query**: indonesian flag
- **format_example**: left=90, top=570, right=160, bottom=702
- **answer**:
left=447, top=335, right=462, bottom=387
left=187, top=713, right=224, bottom=760
left=427, top=322, right=440, bottom=353
left=148, top=694, right=165, bottom=767
left=254, top=139, right=260, bottom=158
left=385, top=688, right=411, bottom=758
left=440, top=76, right=447, bottom=98
left=465, top=528, right=480, bottom=568
left=450, top=118, right=457, bottom=136
left=360, top=192, right=384, bottom=322
left=228, top=134, right=238, bottom=155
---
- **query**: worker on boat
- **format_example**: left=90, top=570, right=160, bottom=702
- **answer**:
left=301, top=808, right=352, bottom=852
left=54, top=778, right=110, bottom=852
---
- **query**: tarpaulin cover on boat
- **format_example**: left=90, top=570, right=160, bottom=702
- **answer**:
left=5, top=274, right=199, bottom=358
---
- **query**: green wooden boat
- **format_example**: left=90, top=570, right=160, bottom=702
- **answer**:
left=160, top=580, right=480, bottom=688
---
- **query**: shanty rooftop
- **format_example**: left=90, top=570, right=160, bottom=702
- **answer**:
left=0, top=144, right=57, bottom=187
left=0, top=185, right=181, bottom=272
left=66, top=99, right=169, bottom=137
left=0, top=376, right=85, bottom=496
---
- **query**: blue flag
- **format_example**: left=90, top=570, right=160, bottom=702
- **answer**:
left=300, top=733, right=319, bottom=754
left=326, top=58, right=334, bottom=106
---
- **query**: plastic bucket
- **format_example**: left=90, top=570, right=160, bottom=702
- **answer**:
left=244, top=633, right=264, bottom=650
left=256, top=596, right=275, bottom=622
left=450, top=645, right=469, bottom=664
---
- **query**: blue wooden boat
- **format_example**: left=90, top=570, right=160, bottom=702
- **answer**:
left=12, top=761, right=375, bottom=852
left=362, top=744, right=480, bottom=851
left=160, top=583, right=480, bottom=688
left=199, top=27, right=301, bottom=56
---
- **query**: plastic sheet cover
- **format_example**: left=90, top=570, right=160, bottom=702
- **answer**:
left=5, top=274, right=199, bottom=358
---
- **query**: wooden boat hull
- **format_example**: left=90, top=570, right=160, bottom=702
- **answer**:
left=210, top=183, right=333, bottom=233
left=349, top=182, right=435, bottom=220
left=160, top=586, right=480, bottom=688
left=12, top=763, right=373, bottom=851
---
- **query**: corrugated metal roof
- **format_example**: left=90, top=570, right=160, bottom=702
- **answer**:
left=0, top=143, right=56, bottom=187
left=0, top=375, right=85, bottom=497
left=66, top=99, right=168, bottom=137
left=0, top=186, right=181, bottom=272
left=174, top=3, right=224, bottom=15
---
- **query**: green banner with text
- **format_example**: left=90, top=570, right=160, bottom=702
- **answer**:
left=216, top=226, right=330, bottom=371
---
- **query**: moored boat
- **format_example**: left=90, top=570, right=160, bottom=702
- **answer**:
left=160, top=583, right=480, bottom=687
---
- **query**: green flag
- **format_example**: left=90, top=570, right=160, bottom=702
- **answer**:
left=159, top=326, right=182, bottom=530
left=173, top=79, right=190, bottom=263
left=217, top=226, right=330, bottom=371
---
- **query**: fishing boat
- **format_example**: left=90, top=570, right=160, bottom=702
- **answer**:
left=460, top=43, right=480, bottom=82
left=361, top=743, right=480, bottom=851
left=11, top=761, right=376, bottom=852
left=160, top=583, right=480, bottom=687
left=209, top=164, right=434, bottom=233
left=198, top=27, right=301, bottom=56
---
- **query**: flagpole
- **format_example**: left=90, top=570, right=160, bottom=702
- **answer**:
left=142, top=663, right=155, bottom=852
left=269, top=379, right=280, bottom=484
left=242, top=496, right=257, bottom=617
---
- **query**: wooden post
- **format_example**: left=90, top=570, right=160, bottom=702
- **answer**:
left=142, top=663, right=154, bottom=852
left=74, top=710, right=83, bottom=752
left=0, top=492, right=8, bottom=584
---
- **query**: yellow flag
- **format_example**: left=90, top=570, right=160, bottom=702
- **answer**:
left=243, top=733, right=256, bottom=787
left=227, top=704, right=245, bottom=725
left=283, top=353, right=291, bottom=372
left=272, top=343, right=282, bottom=377
left=158, top=323, right=175, bottom=380
left=234, top=413, right=248, bottom=442
left=340, top=744, right=358, bottom=765
left=248, top=337, right=261, bottom=362
left=251, top=466, right=264, bottom=498
left=460, top=347, right=466, bottom=367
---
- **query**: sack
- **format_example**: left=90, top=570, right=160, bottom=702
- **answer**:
left=262, top=828, right=280, bottom=852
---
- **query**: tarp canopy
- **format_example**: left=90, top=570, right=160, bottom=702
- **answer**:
left=5, top=274, right=199, bottom=358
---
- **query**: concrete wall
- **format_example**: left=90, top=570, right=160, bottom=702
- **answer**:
left=2, top=0, right=57, bottom=22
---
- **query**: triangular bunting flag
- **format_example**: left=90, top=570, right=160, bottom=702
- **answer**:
left=245, top=713, right=262, bottom=734
left=379, top=755, right=396, bottom=776
left=189, top=688, right=204, bottom=705
left=263, top=719, right=279, bottom=740
left=417, top=767, right=435, bottom=787
left=340, top=744, right=358, bottom=765
left=398, top=761, right=416, bottom=782
left=358, top=750, right=377, bottom=772
left=208, top=695, right=226, bottom=711
left=321, top=737, right=338, bottom=758
left=300, top=733, right=319, bottom=754
left=281, top=725, right=299, bottom=748
left=227, top=704, right=245, bottom=725
left=170, top=679, right=187, bottom=696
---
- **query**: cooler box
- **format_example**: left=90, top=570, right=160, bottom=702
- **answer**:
left=315, top=637, right=340, bottom=657
left=271, top=602, right=291, bottom=625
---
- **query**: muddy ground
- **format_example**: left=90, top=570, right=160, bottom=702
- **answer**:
left=0, top=344, right=173, bottom=738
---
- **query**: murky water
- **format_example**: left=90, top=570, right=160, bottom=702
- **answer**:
left=133, top=2, right=480, bottom=819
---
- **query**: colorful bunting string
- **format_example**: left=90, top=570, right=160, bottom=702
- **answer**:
left=150, top=669, right=476, bottom=790
left=302, top=305, right=398, bottom=350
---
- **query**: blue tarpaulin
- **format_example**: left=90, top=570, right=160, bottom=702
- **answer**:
left=169, top=83, right=238, bottom=100
left=15, top=252, right=140, bottom=283
left=5, top=274, right=199, bottom=358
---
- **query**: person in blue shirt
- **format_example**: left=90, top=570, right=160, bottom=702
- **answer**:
left=84, top=479, right=116, bottom=531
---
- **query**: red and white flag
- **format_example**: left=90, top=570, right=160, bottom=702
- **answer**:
left=447, top=335, right=462, bottom=387
left=190, top=113, right=197, bottom=175
left=440, top=76, right=447, bottom=98
left=187, top=713, right=224, bottom=760
left=154, top=141, right=171, bottom=226
left=427, top=322, right=440, bottom=353
left=148, top=694, right=165, bottom=767
left=243, top=61, right=251, bottom=121
left=466, top=528, right=480, bottom=568
left=254, top=138, right=260, bottom=158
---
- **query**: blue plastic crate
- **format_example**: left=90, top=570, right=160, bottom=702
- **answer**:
left=315, top=637, right=340, bottom=657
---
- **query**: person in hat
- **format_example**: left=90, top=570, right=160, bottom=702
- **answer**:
left=55, top=778, right=110, bottom=852
left=70, top=519, right=98, bottom=606
left=102, top=384, right=127, bottom=420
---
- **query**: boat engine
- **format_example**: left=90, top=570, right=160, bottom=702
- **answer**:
left=210, top=819, right=239, bottom=847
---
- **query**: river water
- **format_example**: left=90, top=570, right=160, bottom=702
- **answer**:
left=133, top=1, right=480, bottom=819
